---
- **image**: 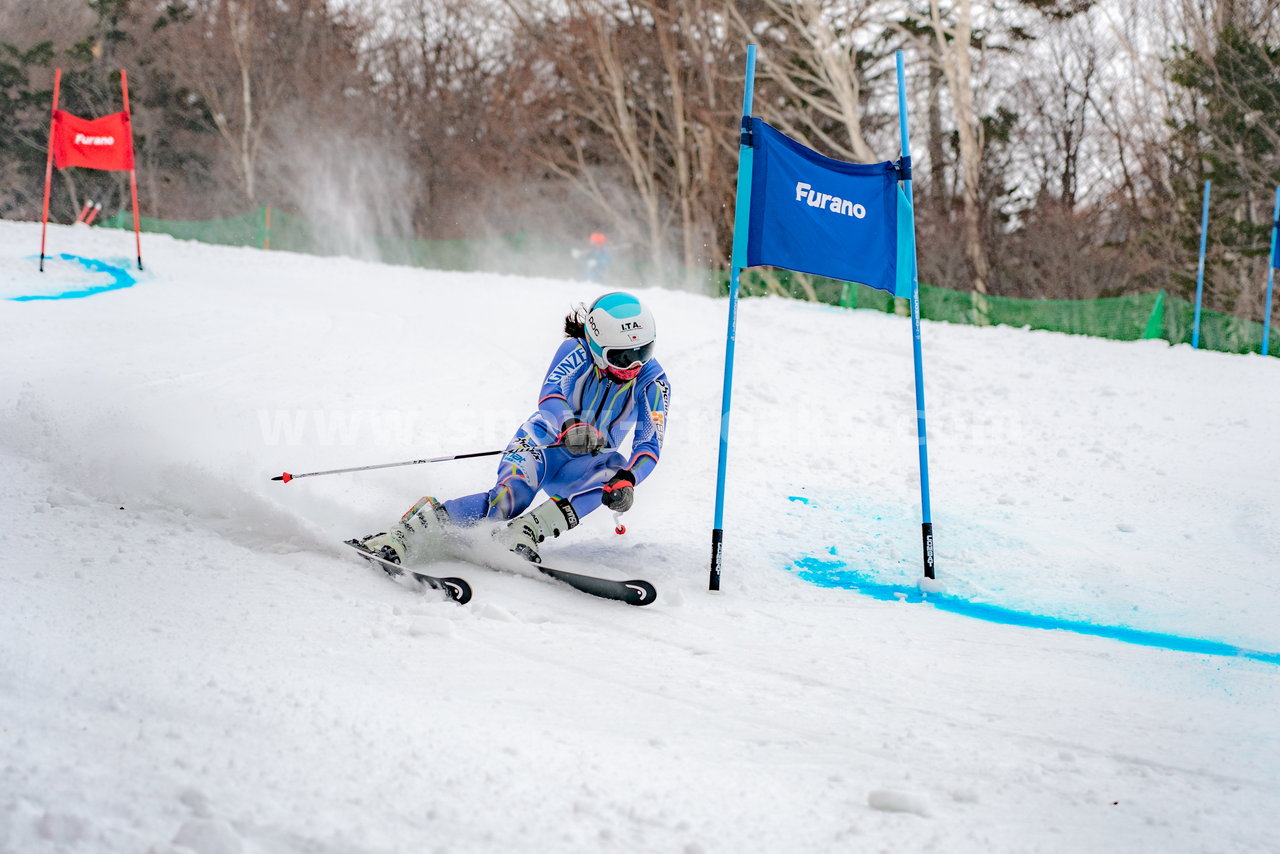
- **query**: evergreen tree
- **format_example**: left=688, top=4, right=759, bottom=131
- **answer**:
left=1169, top=25, right=1280, bottom=315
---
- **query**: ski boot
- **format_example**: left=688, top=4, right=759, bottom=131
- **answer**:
left=499, top=497, right=579, bottom=563
left=358, top=496, right=452, bottom=564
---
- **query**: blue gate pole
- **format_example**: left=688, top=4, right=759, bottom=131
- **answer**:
left=1263, top=186, right=1279, bottom=356
left=709, top=44, right=757, bottom=593
left=1192, top=179, right=1211, bottom=349
left=896, top=51, right=935, bottom=580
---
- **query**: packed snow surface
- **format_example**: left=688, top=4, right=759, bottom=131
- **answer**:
left=2, top=221, right=1278, bottom=853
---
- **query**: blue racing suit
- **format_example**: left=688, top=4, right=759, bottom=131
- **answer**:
left=443, top=337, right=670, bottom=524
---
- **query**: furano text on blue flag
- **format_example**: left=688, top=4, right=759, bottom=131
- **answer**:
left=794, top=182, right=868, bottom=219
left=743, top=118, right=912, bottom=297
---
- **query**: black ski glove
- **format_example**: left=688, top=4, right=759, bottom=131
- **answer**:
left=601, top=469, right=636, bottom=512
left=559, top=419, right=605, bottom=456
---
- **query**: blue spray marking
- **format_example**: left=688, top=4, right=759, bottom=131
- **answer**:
left=791, top=555, right=1280, bottom=666
left=11, top=254, right=137, bottom=301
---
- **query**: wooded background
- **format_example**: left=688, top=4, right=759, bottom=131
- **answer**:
left=2, top=0, right=1277, bottom=318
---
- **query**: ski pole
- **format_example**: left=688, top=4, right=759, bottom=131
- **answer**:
left=271, top=441, right=613, bottom=483
left=271, top=445, right=552, bottom=483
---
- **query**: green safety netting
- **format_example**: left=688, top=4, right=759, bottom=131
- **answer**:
left=101, top=208, right=267, bottom=247
left=713, top=268, right=1278, bottom=357
left=1158, top=293, right=1280, bottom=356
left=101, top=207, right=539, bottom=274
left=102, top=208, right=1277, bottom=357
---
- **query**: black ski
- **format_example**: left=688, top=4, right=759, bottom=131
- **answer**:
left=344, top=540, right=472, bottom=604
left=344, top=539, right=652, bottom=606
left=530, top=563, right=656, bottom=606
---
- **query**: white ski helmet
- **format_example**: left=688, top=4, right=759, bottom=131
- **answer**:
left=583, top=292, right=656, bottom=380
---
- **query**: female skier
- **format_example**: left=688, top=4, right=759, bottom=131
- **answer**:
left=357, top=291, right=670, bottom=565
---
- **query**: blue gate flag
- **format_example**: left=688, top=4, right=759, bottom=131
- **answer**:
left=744, top=118, right=914, bottom=297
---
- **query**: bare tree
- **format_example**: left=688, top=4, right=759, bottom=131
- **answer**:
left=504, top=0, right=737, bottom=277
left=144, top=0, right=369, bottom=205
left=365, top=0, right=516, bottom=238
left=727, top=0, right=894, bottom=164
left=925, top=0, right=990, bottom=294
left=1023, top=29, right=1097, bottom=209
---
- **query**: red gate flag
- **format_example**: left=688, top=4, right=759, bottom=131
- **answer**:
left=39, top=68, right=144, bottom=273
left=52, top=110, right=134, bottom=171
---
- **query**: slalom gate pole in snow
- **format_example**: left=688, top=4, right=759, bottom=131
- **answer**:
left=709, top=44, right=758, bottom=593
left=272, top=442, right=572, bottom=483
left=1192, top=179, right=1211, bottom=350
left=37, top=68, right=61, bottom=273
left=120, top=69, right=143, bottom=271
left=1264, top=186, right=1278, bottom=356
left=897, top=50, right=936, bottom=580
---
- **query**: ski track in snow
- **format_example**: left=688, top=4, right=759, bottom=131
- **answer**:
left=1, top=221, right=1278, bottom=853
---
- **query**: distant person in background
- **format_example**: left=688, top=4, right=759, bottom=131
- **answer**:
left=581, top=232, right=612, bottom=283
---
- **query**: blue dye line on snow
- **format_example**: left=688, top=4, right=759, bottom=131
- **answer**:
left=792, top=555, right=1280, bottom=666
left=11, top=254, right=137, bottom=301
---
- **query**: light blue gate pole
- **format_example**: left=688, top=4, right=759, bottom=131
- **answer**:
left=709, top=44, right=757, bottom=593
left=1192, top=179, right=1211, bottom=349
left=896, top=51, right=935, bottom=580
left=1263, top=186, right=1279, bottom=356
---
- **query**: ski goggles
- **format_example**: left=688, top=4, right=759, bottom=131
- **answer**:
left=603, top=341, right=655, bottom=370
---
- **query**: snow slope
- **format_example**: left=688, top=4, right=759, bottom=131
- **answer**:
left=2, top=220, right=1278, bottom=853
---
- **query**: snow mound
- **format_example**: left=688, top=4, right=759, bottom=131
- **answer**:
left=2, top=220, right=1278, bottom=853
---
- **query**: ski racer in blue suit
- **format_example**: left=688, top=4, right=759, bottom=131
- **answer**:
left=358, top=292, right=670, bottom=565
